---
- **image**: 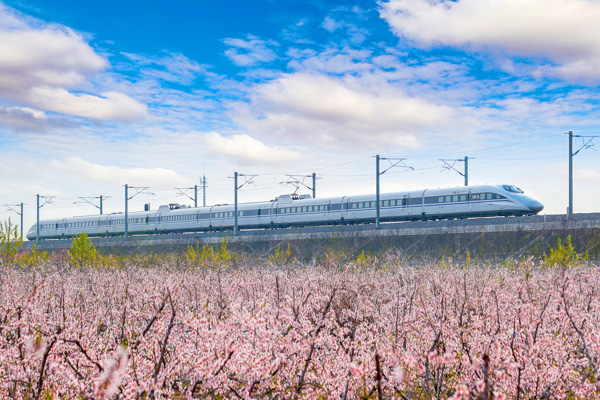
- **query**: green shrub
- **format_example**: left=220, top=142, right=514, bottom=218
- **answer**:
left=543, top=235, right=588, bottom=268
left=267, top=242, right=294, bottom=267
left=17, top=243, right=49, bottom=267
left=186, top=238, right=233, bottom=269
left=0, top=218, right=23, bottom=267
left=69, top=233, right=99, bottom=268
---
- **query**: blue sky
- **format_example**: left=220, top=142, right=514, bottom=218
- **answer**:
left=1, top=0, right=600, bottom=231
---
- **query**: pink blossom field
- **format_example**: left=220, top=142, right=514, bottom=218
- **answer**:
left=1, top=258, right=599, bottom=399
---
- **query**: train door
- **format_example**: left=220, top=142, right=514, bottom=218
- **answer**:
left=468, top=189, right=472, bottom=212
left=404, top=195, right=411, bottom=217
left=208, top=206, right=215, bottom=229
left=340, top=196, right=348, bottom=223
left=421, top=189, right=428, bottom=219
left=270, top=202, right=276, bottom=225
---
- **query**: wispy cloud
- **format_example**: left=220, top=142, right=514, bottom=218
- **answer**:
left=223, top=35, right=278, bottom=67
left=51, top=157, right=188, bottom=186
left=0, top=105, right=77, bottom=132
left=121, top=51, right=205, bottom=85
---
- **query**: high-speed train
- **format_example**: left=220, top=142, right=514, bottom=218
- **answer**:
left=26, top=184, right=543, bottom=240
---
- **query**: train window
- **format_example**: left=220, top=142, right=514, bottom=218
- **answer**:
left=471, top=194, right=480, bottom=200
left=453, top=195, right=459, bottom=202
left=351, top=203, right=357, bottom=209
left=460, top=195, right=467, bottom=201
left=445, top=196, right=452, bottom=202
left=503, top=185, right=523, bottom=193
left=486, top=193, right=494, bottom=200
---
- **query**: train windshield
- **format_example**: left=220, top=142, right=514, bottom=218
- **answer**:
left=502, top=185, right=523, bottom=194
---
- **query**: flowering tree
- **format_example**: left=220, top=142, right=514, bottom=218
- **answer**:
left=0, top=255, right=599, bottom=399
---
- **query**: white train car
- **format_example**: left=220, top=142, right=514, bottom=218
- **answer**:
left=27, top=184, right=543, bottom=240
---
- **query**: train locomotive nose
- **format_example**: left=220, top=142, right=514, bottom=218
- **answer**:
left=529, top=200, right=544, bottom=213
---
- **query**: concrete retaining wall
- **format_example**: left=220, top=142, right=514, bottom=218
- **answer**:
left=20, top=213, right=600, bottom=259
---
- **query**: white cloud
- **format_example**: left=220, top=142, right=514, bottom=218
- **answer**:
left=51, top=157, right=187, bottom=186
left=577, top=169, right=600, bottom=182
left=288, top=47, right=373, bottom=74
left=28, top=88, right=147, bottom=121
left=122, top=52, right=204, bottom=84
left=322, top=16, right=344, bottom=32
left=0, top=3, right=147, bottom=123
left=231, top=72, right=454, bottom=149
left=379, top=0, right=600, bottom=82
left=223, top=35, right=278, bottom=67
left=0, top=105, right=77, bottom=132
left=204, top=133, right=304, bottom=165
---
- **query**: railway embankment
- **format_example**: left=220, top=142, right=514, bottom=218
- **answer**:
left=21, top=212, right=600, bottom=259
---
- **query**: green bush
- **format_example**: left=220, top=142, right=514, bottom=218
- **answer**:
left=0, top=218, right=23, bottom=267
left=186, top=238, right=233, bottom=269
left=267, top=242, right=294, bottom=267
left=543, top=235, right=588, bottom=268
left=69, top=233, right=99, bottom=268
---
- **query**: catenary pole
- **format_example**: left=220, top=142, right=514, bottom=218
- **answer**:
left=194, top=185, right=198, bottom=208
left=125, top=184, right=128, bottom=238
left=376, top=155, right=381, bottom=228
left=312, top=173, right=316, bottom=198
left=234, top=172, right=238, bottom=235
left=464, top=156, right=469, bottom=186
left=36, top=194, right=39, bottom=243
left=568, top=130, right=573, bottom=219
left=202, top=175, right=206, bottom=206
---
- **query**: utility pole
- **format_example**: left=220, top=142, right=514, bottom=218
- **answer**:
left=567, top=131, right=598, bottom=219
left=202, top=175, right=206, bottom=206
left=35, top=195, right=54, bottom=243
left=4, top=203, right=24, bottom=239
left=232, top=172, right=256, bottom=235
left=125, top=184, right=128, bottom=238
left=376, top=155, right=380, bottom=228
left=464, top=156, right=469, bottom=186
left=234, top=172, right=238, bottom=235
left=376, top=156, right=413, bottom=228
left=439, top=157, right=471, bottom=186
left=569, top=131, right=573, bottom=219
left=124, top=185, right=154, bottom=238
